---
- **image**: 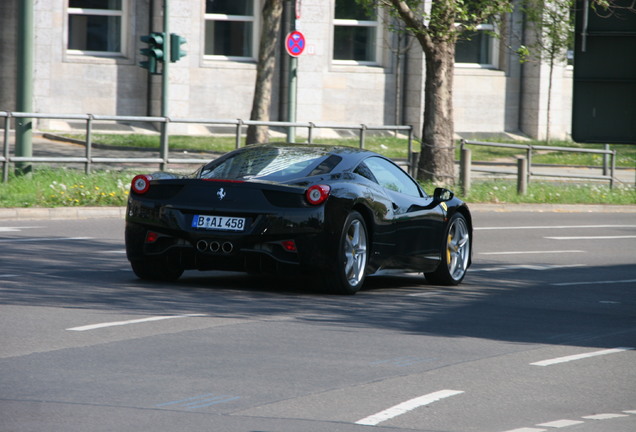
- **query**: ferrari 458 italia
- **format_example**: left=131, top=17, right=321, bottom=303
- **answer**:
left=125, top=143, right=472, bottom=294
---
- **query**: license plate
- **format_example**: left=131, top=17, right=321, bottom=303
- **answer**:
left=192, top=215, right=246, bottom=231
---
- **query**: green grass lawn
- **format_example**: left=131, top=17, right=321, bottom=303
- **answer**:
left=1, top=135, right=633, bottom=207
left=1, top=167, right=633, bottom=208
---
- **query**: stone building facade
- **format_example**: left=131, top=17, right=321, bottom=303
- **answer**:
left=0, top=0, right=573, bottom=140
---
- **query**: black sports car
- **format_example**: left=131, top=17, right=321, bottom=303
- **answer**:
left=125, top=143, right=472, bottom=294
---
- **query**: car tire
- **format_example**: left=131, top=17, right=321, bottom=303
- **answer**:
left=130, top=258, right=184, bottom=282
left=425, top=212, right=471, bottom=285
left=324, top=211, right=369, bottom=295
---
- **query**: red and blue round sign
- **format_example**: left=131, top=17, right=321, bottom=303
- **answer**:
left=285, top=31, right=306, bottom=57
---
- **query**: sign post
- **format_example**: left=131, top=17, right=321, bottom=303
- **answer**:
left=285, top=1, right=303, bottom=142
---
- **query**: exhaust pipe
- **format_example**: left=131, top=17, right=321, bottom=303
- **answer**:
left=196, top=240, right=234, bottom=254
left=209, top=241, right=221, bottom=252
left=196, top=240, right=208, bottom=252
left=222, top=242, right=234, bottom=254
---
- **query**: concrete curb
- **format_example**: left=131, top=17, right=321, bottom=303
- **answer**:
left=0, top=204, right=634, bottom=221
left=0, top=206, right=127, bottom=221
left=469, top=203, right=636, bottom=213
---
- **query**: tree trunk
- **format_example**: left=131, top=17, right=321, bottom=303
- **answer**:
left=418, top=40, right=456, bottom=184
left=246, top=0, right=283, bottom=145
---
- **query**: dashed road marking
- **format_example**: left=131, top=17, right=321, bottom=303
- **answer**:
left=475, top=225, right=636, bottom=230
left=0, top=236, right=93, bottom=243
left=471, top=264, right=585, bottom=273
left=536, top=419, right=584, bottom=428
left=503, top=410, right=636, bottom=431
left=503, top=428, right=546, bottom=432
left=355, top=389, right=464, bottom=426
left=582, top=413, right=630, bottom=420
left=552, top=279, right=636, bottom=287
left=546, top=235, right=636, bottom=240
left=531, top=347, right=634, bottom=366
left=479, top=250, right=584, bottom=255
left=0, top=226, right=44, bottom=232
left=66, top=314, right=206, bottom=331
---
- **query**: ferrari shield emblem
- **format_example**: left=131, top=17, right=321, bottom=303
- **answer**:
left=217, top=188, right=226, bottom=200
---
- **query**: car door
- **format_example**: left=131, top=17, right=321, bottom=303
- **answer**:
left=361, top=156, right=446, bottom=270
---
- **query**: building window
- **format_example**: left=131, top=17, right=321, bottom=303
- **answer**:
left=333, top=0, right=379, bottom=64
left=67, top=0, right=124, bottom=55
left=455, top=24, right=499, bottom=68
left=204, top=0, right=256, bottom=59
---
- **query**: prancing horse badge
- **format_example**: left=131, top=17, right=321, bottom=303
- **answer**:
left=217, top=188, right=226, bottom=200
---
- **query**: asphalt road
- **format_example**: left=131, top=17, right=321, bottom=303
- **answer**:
left=1, top=209, right=635, bottom=432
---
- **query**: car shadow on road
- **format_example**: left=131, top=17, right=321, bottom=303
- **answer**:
left=1, top=236, right=635, bottom=350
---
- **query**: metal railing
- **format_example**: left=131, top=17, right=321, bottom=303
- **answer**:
left=1, top=111, right=414, bottom=182
left=460, top=139, right=618, bottom=191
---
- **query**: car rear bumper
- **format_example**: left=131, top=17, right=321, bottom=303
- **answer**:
left=125, top=220, right=331, bottom=274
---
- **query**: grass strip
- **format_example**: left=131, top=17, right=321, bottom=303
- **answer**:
left=1, top=168, right=634, bottom=208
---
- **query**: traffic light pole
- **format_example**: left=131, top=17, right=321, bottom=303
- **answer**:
left=16, top=0, right=34, bottom=175
left=160, top=0, right=170, bottom=170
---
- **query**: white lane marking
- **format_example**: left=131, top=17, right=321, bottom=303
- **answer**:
left=546, top=235, right=636, bottom=240
left=531, top=347, right=634, bottom=366
left=0, top=236, right=93, bottom=243
left=479, top=250, right=584, bottom=255
left=582, top=413, right=629, bottom=420
left=355, top=389, right=464, bottom=426
left=502, top=428, right=546, bottom=432
left=537, top=419, right=584, bottom=428
left=408, top=291, right=445, bottom=297
left=471, top=264, right=585, bottom=273
left=552, top=279, right=636, bottom=287
left=66, top=314, right=206, bottom=331
left=0, top=226, right=44, bottom=232
left=476, top=225, right=636, bottom=230
left=0, top=274, right=19, bottom=278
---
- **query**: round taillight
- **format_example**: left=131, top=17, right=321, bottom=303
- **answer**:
left=131, top=174, right=151, bottom=194
left=305, top=184, right=330, bottom=205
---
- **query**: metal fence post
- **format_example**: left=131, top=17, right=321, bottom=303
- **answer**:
left=460, top=147, right=472, bottom=196
left=160, top=117, right=169, bottom=171
left=85, top=114, right=93, bottom=174
left=517, top=156, right=528, bottom=195
left=308, top=122, right=315, bottom=144
left=235, top=119, right=243, bottom=149
left=359, top=124, right=366, bottom=149
left=610, top=149, right=616, bottom=189
left=3, top=114, right=11, bottom=183
left=407, top=127, right=414, bottom=177
left=526, top=145, right=532, bottom=186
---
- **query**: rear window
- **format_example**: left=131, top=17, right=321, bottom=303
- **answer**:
left=198, top=147, right=342, bottom=182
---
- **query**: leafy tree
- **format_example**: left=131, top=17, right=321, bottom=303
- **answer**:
left=357, top=0, right=513, bottom=183
left=357, top=0, right=633, bottom=183
left=247, top=0, right=284, bottom=144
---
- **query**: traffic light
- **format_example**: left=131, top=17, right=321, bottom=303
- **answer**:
left=139, top=32, right=165, bottom=74
left=170, top=33, right=187, bottom=63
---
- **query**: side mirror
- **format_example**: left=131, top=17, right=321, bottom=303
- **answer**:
left=433, top=187, right=454, bottom=202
